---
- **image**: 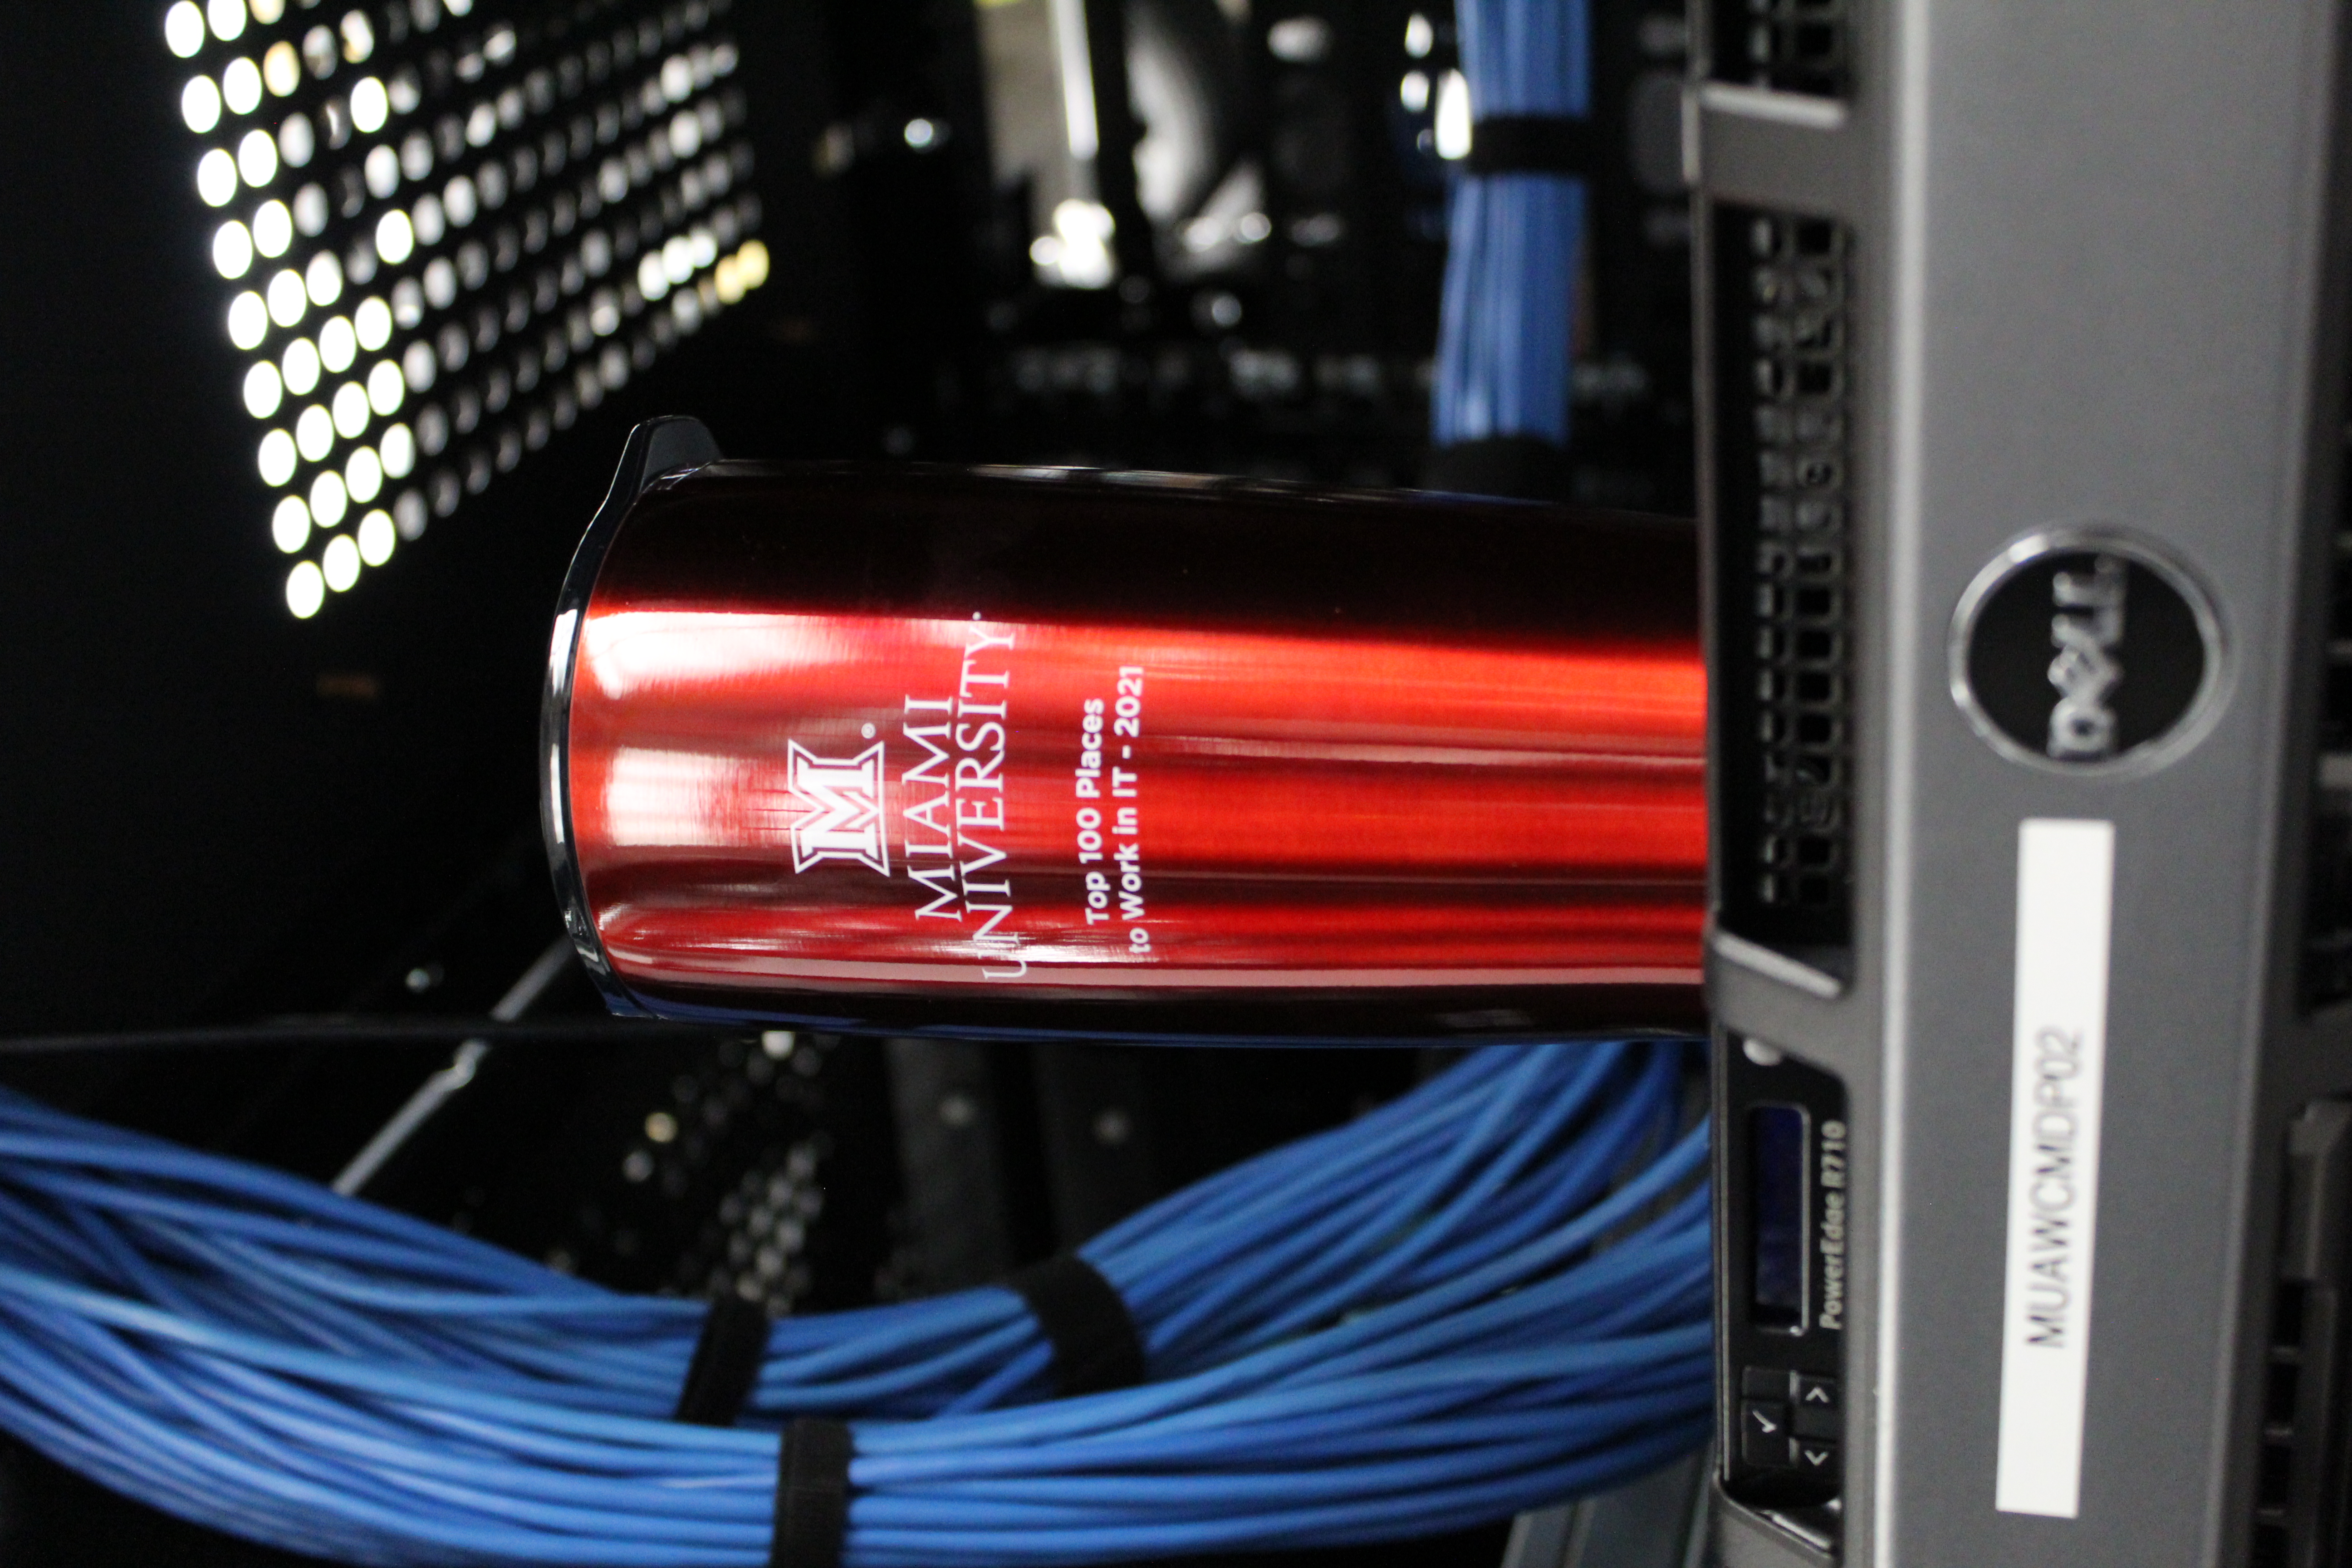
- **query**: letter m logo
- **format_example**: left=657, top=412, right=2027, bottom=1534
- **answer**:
left=786, top=741, right=890, bottom=875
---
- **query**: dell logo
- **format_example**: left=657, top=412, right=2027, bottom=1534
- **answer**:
left=1952, top=531, right=2221, bottom=775
left=786, top=740, right=891, bottom=875
left=2045, top=555, right=2127, bottom=761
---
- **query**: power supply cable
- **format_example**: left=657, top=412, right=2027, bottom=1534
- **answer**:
left=333, top=936, right=578, bottom=1195
left=1431, top=0, right=1592, bottom=456
left=0, top=1038, right=1709, bottom=1566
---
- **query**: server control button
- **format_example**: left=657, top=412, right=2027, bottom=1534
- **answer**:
left=1794, top=1374, right=1839, bottom=1411
left=1741, top=1401, right=1792, bottom=1468
left=1742, top=1366, right=1788, bottom=1399
left=1793, top=1438, right=1840, bottom=1479
left=1794, top=1403, right=1840, bottom=1439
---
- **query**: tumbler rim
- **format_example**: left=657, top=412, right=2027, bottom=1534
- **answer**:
left=540, top=414, right=725, bottom=1021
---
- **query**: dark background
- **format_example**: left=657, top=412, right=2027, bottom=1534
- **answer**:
left=0, top=2, right=1695, bottom=1561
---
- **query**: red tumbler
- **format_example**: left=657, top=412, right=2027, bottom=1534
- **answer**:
left=544, top=418, right=1706, bottom=1042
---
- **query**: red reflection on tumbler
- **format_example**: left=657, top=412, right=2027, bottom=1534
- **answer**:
left=567, top=603, right=1705, bottom=1000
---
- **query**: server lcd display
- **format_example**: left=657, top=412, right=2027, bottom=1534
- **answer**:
left=1750, top=1103, right=1807, bottom=1329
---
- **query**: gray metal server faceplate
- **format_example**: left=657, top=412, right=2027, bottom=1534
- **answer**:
left=1692, top=1, right=2352, bottom=1564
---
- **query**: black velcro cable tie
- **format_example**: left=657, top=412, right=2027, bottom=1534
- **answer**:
left=1007, top=1253, right=1146, bottom=1398
left=1463, top=114, right=1601, bottom=176
left=770, top=1416, right=853, bottom=1568
left=673, top=1295, right=772, bottom=1426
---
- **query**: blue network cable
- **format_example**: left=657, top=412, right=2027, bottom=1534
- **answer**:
left=0, top=1038, right=1709, bottom=1566
left=1432, top=0, right=1592, bottom=450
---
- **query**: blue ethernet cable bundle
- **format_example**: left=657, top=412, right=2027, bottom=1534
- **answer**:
left=1432, top=0, right=1592, bottom=451
left=0, top=1038, right=1708, bottom=1566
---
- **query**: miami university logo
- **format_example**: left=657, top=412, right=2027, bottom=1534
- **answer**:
left=786, top=741, right=891, bottom=875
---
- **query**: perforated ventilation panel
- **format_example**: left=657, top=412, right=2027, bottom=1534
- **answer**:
left=162, top=0, right=774, bottom=616
left=2303, top=414, right=2352, bottom=1004
left=2247, top=1102, right=2352, bottom=1568
left=1711, top=207, right=1855, bottom=963
left=1709, top=0, right=1851, bottom=98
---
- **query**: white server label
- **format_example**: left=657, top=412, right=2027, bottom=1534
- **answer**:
left=1994, top=817, right=2116, bottom=1518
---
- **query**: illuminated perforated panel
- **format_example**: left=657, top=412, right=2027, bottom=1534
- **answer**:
left=164, top=0, right=772, bottom=616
